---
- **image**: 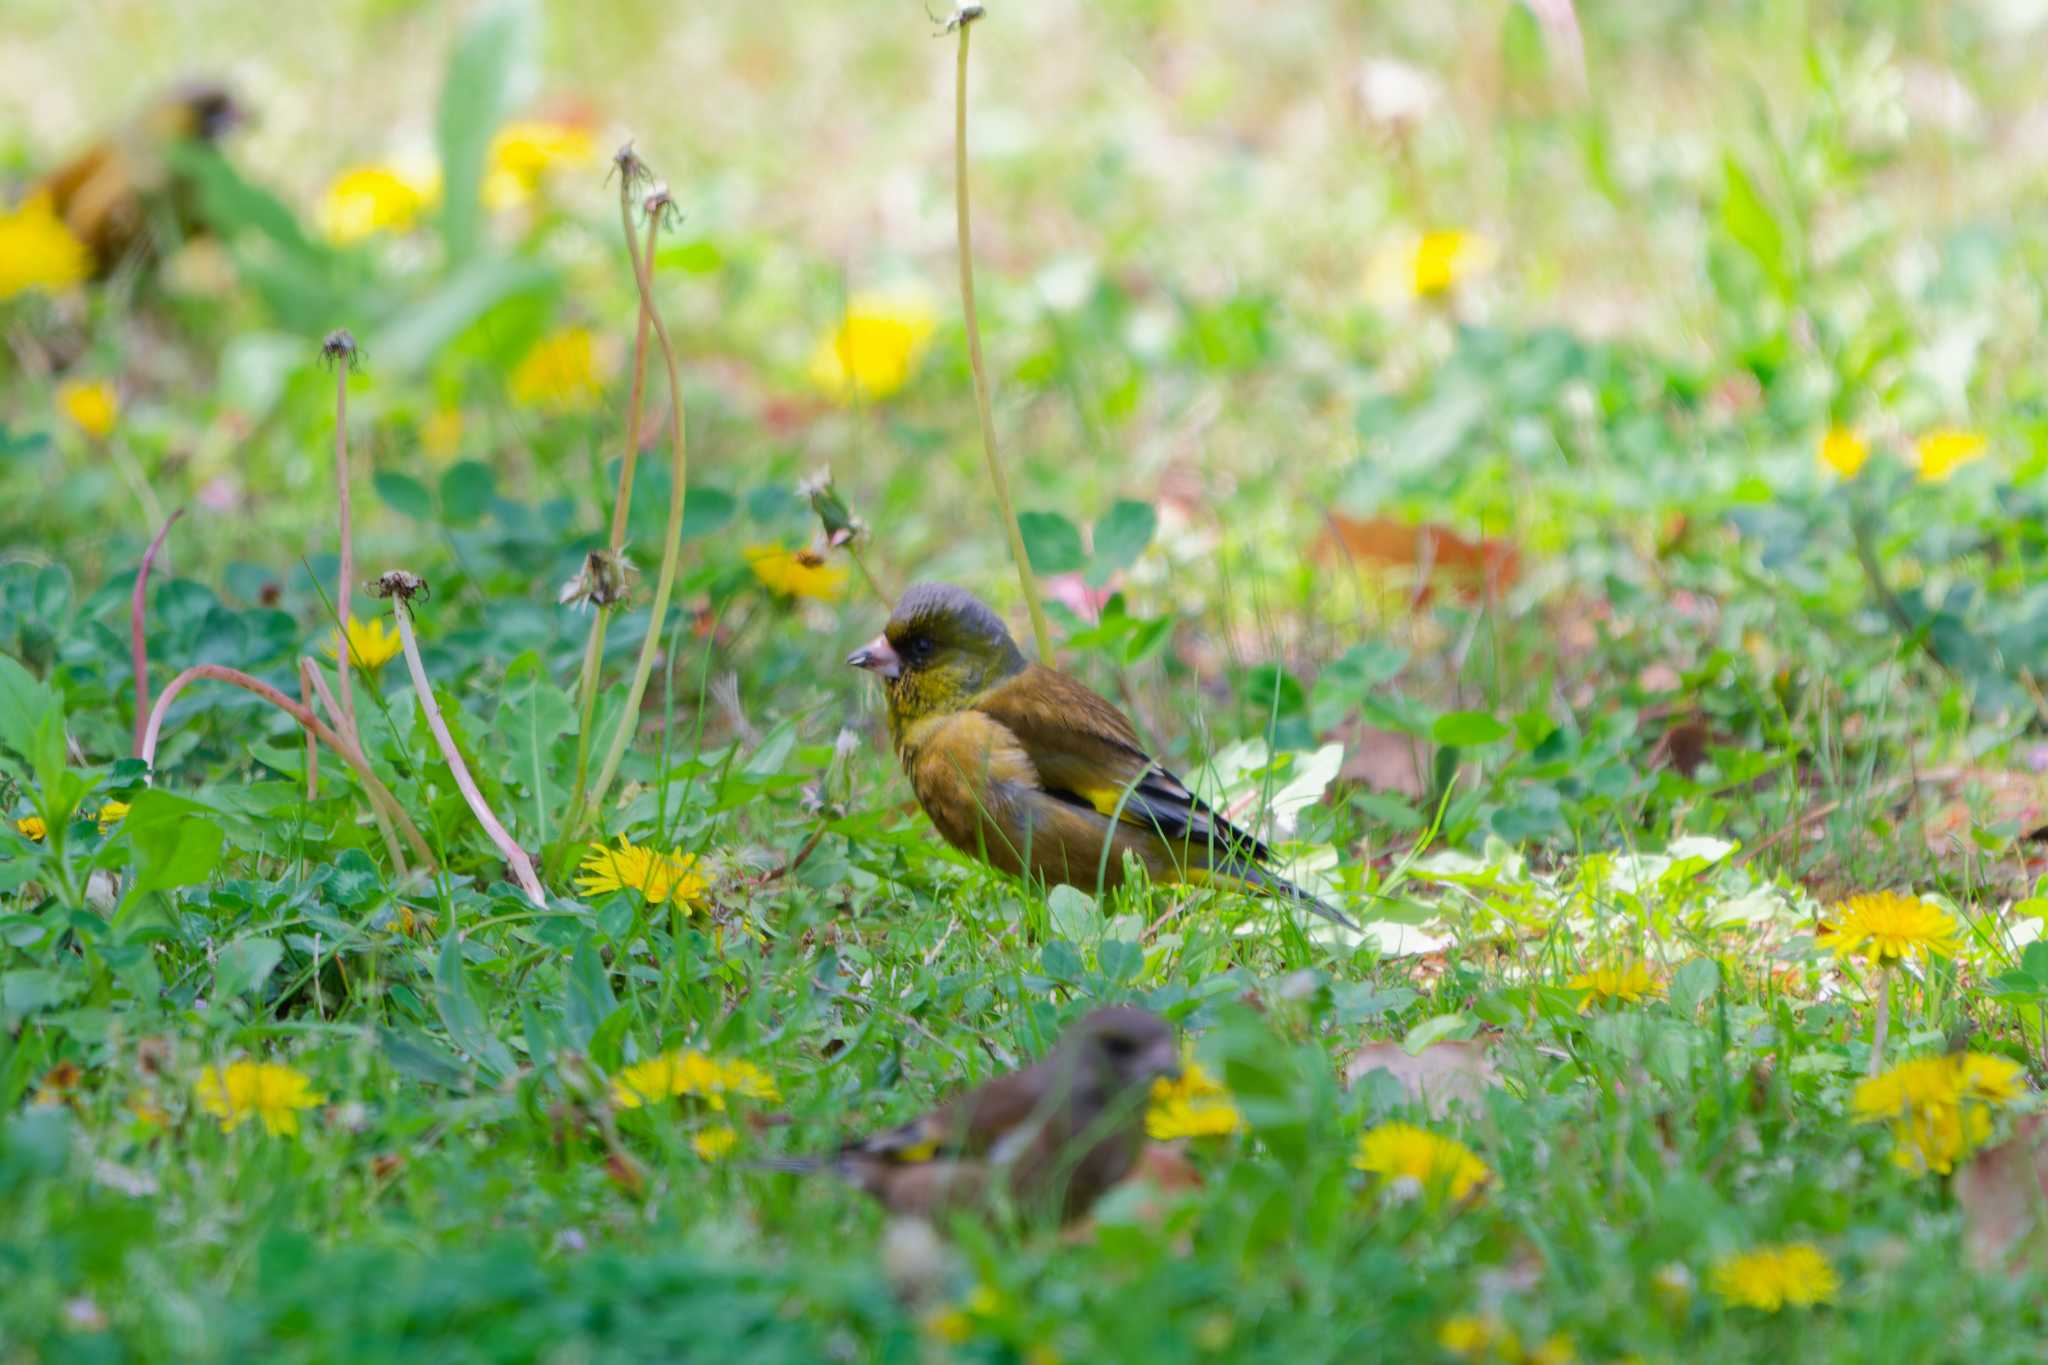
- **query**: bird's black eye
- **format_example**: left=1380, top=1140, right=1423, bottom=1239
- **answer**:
left=901, top=633, right=937, bottom=665
left=1103, top=1034, right=1138, bottom=1058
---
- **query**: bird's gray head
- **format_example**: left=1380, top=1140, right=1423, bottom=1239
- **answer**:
left=845, top=583, right=1027, bottom=712
left=1064, top=1005, right=1180, bottom=1093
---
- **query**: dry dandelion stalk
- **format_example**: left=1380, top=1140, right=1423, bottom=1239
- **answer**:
left=378, top=573, right=547, bottom=907
left=129, top=509, right=183, bottom=755
left=322, top=330, right=362, bottom=738
left=564, top=147, right=660, bottom=844
left=950, top=4, right=1054, bottom=662
left=574, top=176, right=690, bottom=838
left=138, top=663, right=432, bottom=869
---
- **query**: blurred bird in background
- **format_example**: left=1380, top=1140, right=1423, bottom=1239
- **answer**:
left=34, top=81, right=245, bottom=279
left=848, top=582, right=1357, bottom=927
left=763, top=1005, right=1179, bottom=1222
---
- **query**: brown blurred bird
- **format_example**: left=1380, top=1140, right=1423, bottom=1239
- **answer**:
left=766, top=1005, right=1178, bottom=1222
left=35, top=82, right=245, bottom=278
left=848, top=583, right=1357, bottom=927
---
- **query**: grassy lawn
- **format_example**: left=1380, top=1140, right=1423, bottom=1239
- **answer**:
left=6, top=1, right=2048, bottom=1360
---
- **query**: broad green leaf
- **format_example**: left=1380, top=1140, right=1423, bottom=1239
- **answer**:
left=498, top=652, right=574, bottom=834
left=1087, top=500, right=1156, bottom=585
left=215, top=937, right=284, bottom=999
left=1046, top=885, right=1099, bottom=944
left=379, top=1025, right=472, bottom=1089
left=121, top=791, right=225, bottom=899
left=373, top=257, right=557, bottom=375
left=1432, top=711, right=1510, bottom=746
left=435, top=934, right=514, bottom=1080
left=0, top=653, right=60, bottom=767
left=374, top=471, right=433, bottom=521
left=1402, top=1011, right=1476, bottom=1053
left=440, top=461, right=497, bottom=526
left=1018, top=511, right=1086, bottom=574
left=1720, top=154, right=1791, bottom=295
left=436, top=0, right=534, bottom=262
left=681, top=487, right=737, bottom=541
left=2, top=968, right=83, bottom=1022
left=1669, top=956, right=1722, bottom=1015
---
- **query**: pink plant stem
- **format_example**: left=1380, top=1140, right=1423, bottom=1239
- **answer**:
left=390, top=602, right=547, bottom=907
left=130, top=509, right=184, bottom=756
left=302, top=659, right=408, bottom=876
left=140, top=662, right=433, bottom=868
left=297, top=658, right=320, bottom=798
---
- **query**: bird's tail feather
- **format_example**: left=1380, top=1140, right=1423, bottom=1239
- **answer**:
left=1196, top=863, right=1360, bottom=931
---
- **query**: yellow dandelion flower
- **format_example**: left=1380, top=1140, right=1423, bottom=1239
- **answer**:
left=1351, top=1121, right=1491, bottom=1204
left=96, top=801, right=129, bottom=832
left=609, top=1048, right=779, bottom=1111
left=1708, top=1242, right=1838, bottom=1312
left=318, top=162, right=440, bottom=244
left=1567, top=961, right=1663, bottom=1012
left=1915, top=428, right=1987, bottom=484
left=0, top=193, right=91, bottom=300
left=1817, top=891, right=1959, bottom=964
left=574, top=836, right=707, bottom=908
left=1411, top=229, right=1490, bottom=298
left=806, top=290, right=938, bottom=402
left=1145, top=1056, right=1243, bottom=1139
left=326, top=614, right=404, bottom=675
left=420, top=405, right=464, bottom=462
left=922, top=1306, right=976, bottom=1346
left=693, top=1123, right=741, bottom=1161
left=1851, top=1051, right=2024, bottom=1173
left=1819, top=426, right=1869, bottom=479
left=195, top=1059, right=325, bottom=1137
left=744, top=544, right=847, bottom=601
left=1435, top=1314, right=1515, bottom=1360
left=1954, top=1051, right=2026, bottom=1105
left=1526, top=1334, right=1576, bottom=1365
left=128, top=1091, right=169, bottom=1129
left=15, top=814, right=46, bottom=842
left=57, top=380, right=118, bottom=440
left=509, top=326, right=602, bottom=411
left=32, top=1061, right=82, bottom=1107
left=483, top=120, right=598, bottom=211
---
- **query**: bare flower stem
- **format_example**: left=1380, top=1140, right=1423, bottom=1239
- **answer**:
left=848, top=544, right=893, bottom=609
left=301, top=660, right=408, bottom=876
left=297, top=658, right=321, bottom=799
left=1869, top=968, right=1891, bottom=1076
left=390, top=599, right=547, bottom=907
left=953, top=15, right=1053, bottom=662
left=579, top=195, right=689, bottom=831
left=140, top=663, right=432, bottom=868
left=565, top=189, right=662, bottom=845
left=130, top=509, right=184, bottom=755
left=608, top=216, right=662, bottom=556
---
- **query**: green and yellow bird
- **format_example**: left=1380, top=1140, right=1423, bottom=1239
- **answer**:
left=848, top=582, right=1356, bottom=927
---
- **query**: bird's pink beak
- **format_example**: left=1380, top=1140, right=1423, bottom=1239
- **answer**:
left=846, top=634, right=901, bottom=680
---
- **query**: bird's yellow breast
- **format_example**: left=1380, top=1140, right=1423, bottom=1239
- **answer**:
left=897, top=709, right=1040, bottom=872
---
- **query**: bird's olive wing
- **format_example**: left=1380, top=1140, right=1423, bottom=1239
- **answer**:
left=976, top=665, right=1274, bottom=865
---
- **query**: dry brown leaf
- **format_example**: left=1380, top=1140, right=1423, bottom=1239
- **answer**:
left=1128, top=1141, right=1205, bottom=1192
left=1956, top=1114, right=2048, bottom=1273
left=1316, top=514, right=1521, bottom=606
left=1330, top=719, right=1428, bottom=797
left=1344, top=1037, right=1501, bottom=1117
left=1923, top=768, right=2048, bottom=858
